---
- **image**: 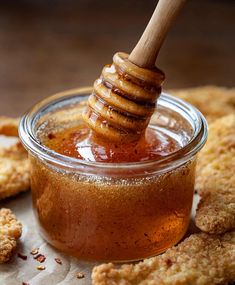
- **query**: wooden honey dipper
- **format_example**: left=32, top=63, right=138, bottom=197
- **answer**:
left=83, top=0, right=186, bottom=142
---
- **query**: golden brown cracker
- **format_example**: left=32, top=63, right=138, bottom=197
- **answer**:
left=92, top=231, right=235, bottom=285
left=170, top=86, right=235, bottom=122
left=0, top=208, right=22, bottom=263
left=0, top=142, right=30, bottom=200
left=195, top=114, right=235, bottom=234
left=196, top=191, right=235, bottom=234
left=196, top=114, right=235, bottom=195
left=0, top=117, right=30, bottom=200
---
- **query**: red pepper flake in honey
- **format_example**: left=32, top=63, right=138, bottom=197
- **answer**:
left=34, top=254, right=46, bottom=263
left=48, top=133, right=56, bottom=139
left=17, top=253, right=27, bottom=260
left=30, top=248, right=39, bottom=255
left=54, top=257, right=62, bottom=265
left=37, top=265, right=45, bottom=271
left=76, top=272, right=85, bottom=279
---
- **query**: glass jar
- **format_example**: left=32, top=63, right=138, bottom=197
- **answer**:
left=19, top=87, right=207, bottom=262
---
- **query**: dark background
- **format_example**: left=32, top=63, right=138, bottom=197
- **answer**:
left=0, top=0, right=234, bottom=116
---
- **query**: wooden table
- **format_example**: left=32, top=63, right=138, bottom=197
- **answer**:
left=0, top=0, right=234, bottom=117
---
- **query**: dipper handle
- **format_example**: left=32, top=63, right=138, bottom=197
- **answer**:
left=129, top=0, right=186, bottom=68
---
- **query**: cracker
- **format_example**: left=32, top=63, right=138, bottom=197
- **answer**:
left=92, top=231, right=235, bottom=285
left=196, top=114, right=235, bottom=195
left=196, top=191, right=235, bottom=234
left=0, top=208, right=22, bottom=263
left=0, top=117, right=30, bottom=200
left=0, top=142, right=30, bottom=200
left=170, top=86, right=235, bottom=122
left=195, top=115, right=235, bottom=234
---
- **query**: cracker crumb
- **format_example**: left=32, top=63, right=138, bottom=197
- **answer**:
left=0, top=208, right=22, bottom=263
left=37, top=265, right=45, bottom=271
left=30, top=248, right=39, bottom=255
left=76, top=272, right=85, bottom=279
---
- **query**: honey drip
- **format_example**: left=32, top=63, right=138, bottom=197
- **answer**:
left=82, top=52, right=165, bottom=142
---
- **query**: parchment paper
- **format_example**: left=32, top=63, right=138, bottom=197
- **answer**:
left=0, top=192, right=99, bottom=285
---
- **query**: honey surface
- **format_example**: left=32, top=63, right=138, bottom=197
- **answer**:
left=43, top=124, right=180, bottom=163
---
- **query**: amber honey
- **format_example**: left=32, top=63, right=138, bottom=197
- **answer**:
left=19, top=89, right=207, bottom=262
left=31, top=154, right=195, bottom=261
left=29, top=123, right=195, bottom=261
left=43, top=124, right=180, bottom=163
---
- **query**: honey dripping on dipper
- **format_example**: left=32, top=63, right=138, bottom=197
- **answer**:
left=82, top=52, right=165, bottom=142
left=82, top=0, right=186, bottom=143
left=44, top=0, right=186, bottom=163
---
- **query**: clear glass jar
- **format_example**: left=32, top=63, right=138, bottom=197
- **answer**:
left=19, top=87, right=207, bottom=262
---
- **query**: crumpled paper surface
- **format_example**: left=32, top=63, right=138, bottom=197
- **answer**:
left=0, top=192, right=98, bottom=285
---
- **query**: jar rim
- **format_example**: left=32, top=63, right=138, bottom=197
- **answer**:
left=19, top=87, right=208, bottom=173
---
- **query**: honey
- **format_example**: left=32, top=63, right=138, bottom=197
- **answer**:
left=19, top=89, right=207, bottom=262
left=43, top=125, right=180, bottom=163
left=30, top=155, right=195, bottom=261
